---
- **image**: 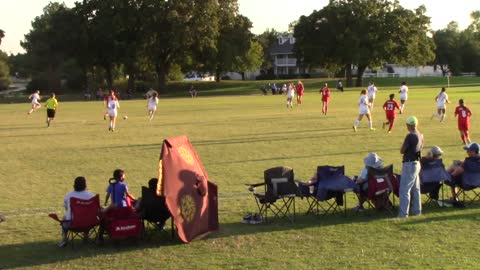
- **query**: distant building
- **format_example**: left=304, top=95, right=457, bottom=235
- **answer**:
left=269, top=34, right=304, bottom=75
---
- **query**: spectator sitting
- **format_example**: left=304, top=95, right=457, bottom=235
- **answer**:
left=270, top=83, right=277, bottom=95
left=104, top=169, right=136, bottom=208
left=96, top=88, right=104, bottom=101
left=446, top=142, right=480, bottom=201
left=189, top=84, right=197, bottom=98
left=352, top=152, right=384, bottom=212
left=336, top=80, right=344, bottom=92
left=420, top=146, right=444, bottom=201
left=135, top=178, right=171, bottom=229
left=59, top=176, right=95, bottom=247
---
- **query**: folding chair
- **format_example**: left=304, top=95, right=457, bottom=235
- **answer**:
left=457, top=157, right=480, bottom=204
left=420, top=159, right=449, bottom=205
left=100, top=206, right=142, bottom=243
left=247, top=166, right=301, bottom=223
left=139, top=186, right=173, bottom=239
left=366, top=165, right=399, bottom=213
left=48, top=195, right=101, bottom=248
left=300, top=165, right=357, bottom=216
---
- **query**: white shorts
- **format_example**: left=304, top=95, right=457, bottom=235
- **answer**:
left=148, top=105, right=157, bottom=111
left=359, top=108, right=370, bottom=115
left=400, top=94, right=408, bottom=101
left=368, top=95, right=375, bottom=102
left=287, top=95, right=294, bottom=99
left=437, top=104, right=446, bottom=110
left=108, top=109, right=117, bottom=117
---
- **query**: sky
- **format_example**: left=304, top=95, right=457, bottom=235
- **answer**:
left=0, top=0, right=479, bottom=55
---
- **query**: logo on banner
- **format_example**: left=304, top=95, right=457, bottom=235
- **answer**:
left=178, top=146, right=194, bottom=165
left=180, top=195, right=196, bottom=223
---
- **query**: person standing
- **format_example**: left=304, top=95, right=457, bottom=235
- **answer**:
left=45, top=93, right=58, bottom=128
left=454, top=99, right=472, bottom=145
left=296, top=81, right=304, bottom=105
left=286, top=83, right=295, bottom=108
left=398, top=116, right=423, bottom=218
left=398, top=81, right=409, bottom=112
left=319, top=83, right=330, bottom=115
left=28, top=90, right=41, bottom=115
left=336, top=80, right=344, bottom=92
left=147, top=91, right=159, bottom=121
left=432, top=87, right=450, bottom=122
left=367, top=82, right=378, bottom=110
left=106, top=93, right=120, bottom=132
left=353, top=89, right=375, bottom=132
left=382, top=94, right=402, bottom=133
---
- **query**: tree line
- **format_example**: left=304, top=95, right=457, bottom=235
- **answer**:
left=2, top=0, right=480, bottom=92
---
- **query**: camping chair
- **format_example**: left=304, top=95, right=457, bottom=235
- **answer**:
left=366, top=165, right=399, bottom=213
left=247, top=166, right=301, bottom=223
left=100, top=206, right=142, bottom=243
left=139, top=186, right=173, bottom=239
left=48, top=195, right=101, bottom=248
left=420, top=159, right=449, bottom=205
left=457, top=157, right=480, bottom=204
left=299, top=165, right=357, bottom=216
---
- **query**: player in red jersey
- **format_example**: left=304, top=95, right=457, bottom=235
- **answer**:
left=382, top=94, right=402, bottom=133
left=454, top=99, right=472, bottom=145
left=296, top=81, right=304, bottom=105
left=319, top=83, right=330, bottom=115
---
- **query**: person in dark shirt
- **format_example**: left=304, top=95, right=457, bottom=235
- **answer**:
left=398, top=116, right=423, bottom=218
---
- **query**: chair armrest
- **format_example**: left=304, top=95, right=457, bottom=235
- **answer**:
left=245, top=183, right=265, bottom=192
left=48, top=213, right=64, bottom=223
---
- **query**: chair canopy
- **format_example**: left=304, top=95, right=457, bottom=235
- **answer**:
left=420, top=159, right=451, bottom=184
left=158, top=135, right=218, bottom=243
left=70, top=195, right=100, bottom=231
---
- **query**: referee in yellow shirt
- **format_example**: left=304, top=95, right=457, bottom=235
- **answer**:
left=45, top=93, right=58, bottom=128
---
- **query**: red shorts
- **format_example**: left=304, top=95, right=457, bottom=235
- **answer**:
left=322, top=97, right=330, bottom=102
left=386, top=117, right=395, bottom=123
left=458, top=122, right=469, bottom=131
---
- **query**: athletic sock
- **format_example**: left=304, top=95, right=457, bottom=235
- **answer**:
left=354, top=120, right=359, bottom=127
left=368, top=121, right=372, bottom=129
left=461, top=135, right=466, bottom=144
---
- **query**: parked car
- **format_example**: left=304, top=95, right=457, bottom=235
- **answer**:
left=183, top=73, right=215, bottom=81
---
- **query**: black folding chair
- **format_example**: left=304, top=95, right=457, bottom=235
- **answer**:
left=419, top=159, right=449, bottom=205
left=139, top=186, right=173, bottom=239
left=247, top=166, right=301, bottom=223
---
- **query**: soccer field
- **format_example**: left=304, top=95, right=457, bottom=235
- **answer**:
left=1, top=81, right=480, bottom=269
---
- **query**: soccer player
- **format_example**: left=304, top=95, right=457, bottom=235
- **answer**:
left=382, top=94, right=402, bottom=133
left=147, top=91, right=159, bottom=121
left=106, top=93, right=120, bottom=131
left=286, top=83, right=295, bottom=108
left=103, top=89, right=116, bottom=120
left=319, top=83, right=330, bottom=115
left=353, top=89, right=374, bottom=132
left=398, top=81, right=408, bottom=112
left=431, top=87, right=450, bottom=122
left=367, top=82, right=378, bottom=110
left=28, top=90, right=41, bottom=114
left=45, top=93, right=58, bottom=128
left=454, top=99, right=472, bottom=145
left=296, top=81, right=304, bottom=105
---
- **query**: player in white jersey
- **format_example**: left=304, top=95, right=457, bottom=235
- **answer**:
left=27, top=90, right=41, bottom=114
left=147, top=91, right=159, bottom=121
left=431, top=87, right=450, bottom=122
left=107, top=96, right=120, bottom=131
left=353, top=89, right=375, bottom=132
left=398, top=81, right=408, bottom=112
left=367, top=82, right=378, bottom=110
left=286, top=83, right=295, bottom=108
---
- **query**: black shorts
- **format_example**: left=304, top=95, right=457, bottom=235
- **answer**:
left=47, top=109, right=56, bottom=118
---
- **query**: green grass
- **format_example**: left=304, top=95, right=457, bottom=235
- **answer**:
left=1, top=78, right=480, bottom=269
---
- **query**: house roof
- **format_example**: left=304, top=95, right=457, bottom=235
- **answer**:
left=269, top=42, right=294, bottom=55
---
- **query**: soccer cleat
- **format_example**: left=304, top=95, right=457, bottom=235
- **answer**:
left=353, top=126, right=357, bottom=132
left=388, top=131, right=392, bottom=134
left=370, top=128, right=376, bottom=131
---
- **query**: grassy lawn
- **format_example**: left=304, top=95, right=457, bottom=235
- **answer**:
left=1, top=77, right=480, bottom=269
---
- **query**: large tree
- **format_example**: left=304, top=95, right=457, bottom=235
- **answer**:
left=293, top=0, right=435, bottom=86
left=432, top=22, right=462, bottom=76
left=0, top=29, right=4, bottom=45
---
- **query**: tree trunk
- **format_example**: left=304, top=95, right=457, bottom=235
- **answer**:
left=105, top=65, right=113, bottom=89
left=241, top=72, right=245, bottom=80
left=356, top=65, right=367, bottom=87
left=215, top=67, right=222, bottom=83
left=156, top=64, right=169, bottom=94
left=345, top=64, right=353, bottom=87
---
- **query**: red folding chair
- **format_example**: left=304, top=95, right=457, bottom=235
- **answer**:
left=100, top=206, right=142, bottom=242
left=49, top=195, right=101, bottom=247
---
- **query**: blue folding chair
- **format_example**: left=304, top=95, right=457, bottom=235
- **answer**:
left=458, top=157, right=480, bottom=204
left=419, top=159, right=450, bottom=205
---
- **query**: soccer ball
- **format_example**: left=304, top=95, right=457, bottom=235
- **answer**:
left=123, top=115, right=128, bottom=120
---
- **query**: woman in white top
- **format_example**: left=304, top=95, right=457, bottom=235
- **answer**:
left=398, top=81, right=408, bottom=112
left=147, top=91, right=159, bottom=121
left=28, top=90, right=41, bottom=114
left=367, top=82, right=378, bottom=110
left=107, top=96, right=120, bottom=131
left=432, top=87, right=450, bottom=122
left=286, top=83, right=295, bottom=108
left=353, top=89, right=374, bottom=132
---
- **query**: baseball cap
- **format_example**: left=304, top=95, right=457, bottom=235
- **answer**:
left=406, top=116, right=418, bottom=126
left=463, top=142, right=480, bottom=152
